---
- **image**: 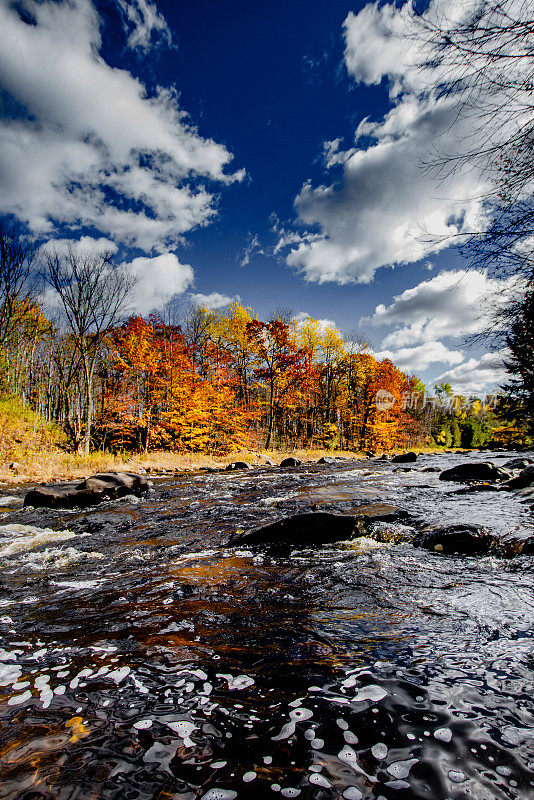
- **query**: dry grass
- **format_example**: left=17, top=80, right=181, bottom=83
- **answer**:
left=0, top=446, right=373, bottom=485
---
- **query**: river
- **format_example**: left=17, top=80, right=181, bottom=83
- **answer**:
left=0, top=451, right=533, bottom=800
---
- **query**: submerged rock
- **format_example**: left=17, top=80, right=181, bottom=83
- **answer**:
left=317, top=456, right=337, bottom=464
left=392, top=452, right=417, bottom=463
left=24, top=471, right=149, bottom=509
left=439, top=462, right=512, bottom=483
left=279, top=457, right=302, bottom=468
left=225, top=461, right=251, bottom=470
left=451, top=483, right=505, bottom=494
left=421, top=466, right=441, bottom=472
left=413, top=523, right=496, bottom=554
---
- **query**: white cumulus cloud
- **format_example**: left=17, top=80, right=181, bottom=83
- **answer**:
left=122, top=253, right=194, bottom=315
left=281, top=0, right=522, bottom=284
left=373, top=341, right=464, bottom=372
left=363, top=269, right=514, bottom=348
left=434, top=350, right=510, bottom=394
left=189, top=292, right=239, bottom=309
left=0, top=0, right=244, bottom=251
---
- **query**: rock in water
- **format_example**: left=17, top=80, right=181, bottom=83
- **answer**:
left=413, top=524, right=496, bottom=554
left=502, top=465, right=534, bottom=489
left=225, top=461, right=251, bottom=470
left=24, top=471, right=149, bottom=509
left=228, top=512, right=359, bottom=546
left=439, top=462, right=512, bottom=482
left=502, top=457, right=533, bottom=470
left=392, top=452, right=417, bottom=463
left=317, top=456, right=337, bottom=464
left=279, top=457, right=302, bottom=467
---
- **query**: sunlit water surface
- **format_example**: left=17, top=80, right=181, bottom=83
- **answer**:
left=0, top=452, right=533, bottom=800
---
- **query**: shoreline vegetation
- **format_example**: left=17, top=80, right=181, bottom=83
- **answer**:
left=0, top=444, right=481, bottom=487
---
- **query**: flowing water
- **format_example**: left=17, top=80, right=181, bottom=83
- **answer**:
left=1, top=451, right=534, bottom=800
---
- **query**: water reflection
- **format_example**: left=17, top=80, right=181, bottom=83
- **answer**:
left=0, top=453, right=533, bottom=798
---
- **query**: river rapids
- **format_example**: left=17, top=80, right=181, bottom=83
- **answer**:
left=0, top=451, right=533, bottom=800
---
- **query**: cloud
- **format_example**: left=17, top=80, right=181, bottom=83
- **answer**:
left=240, top=234, right=264, bottom=266
left=293, top=311, right=338, bottom=332
left=121, top=253, right=194, bottom=315
left=373, top=341, right=464, bottom=372
left=39, top=236, right=119, bottom=259
left=280, top=0, right=514, bottom=284
left=434, top=350, right=510, bottom=394
left=0, top=0, right=244, bottom=251
left=362, top=269, right=514, bottom=348
left=189, top=292, right=239, bottom=309
left=114, top=0, right=172, bottom=51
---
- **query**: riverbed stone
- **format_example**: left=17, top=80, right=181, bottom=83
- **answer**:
left=228, top=511, right=359, bottom=546
left=280, top=457, right=302, bottom=467
left=439, top=462, right=513, bottom=483
left=495, top=531, right=534, bottom=556
left=24, top=471, right=149, bottom=509
left=317, top=456, right=337, bottom=464
left=391, top=452, right=418, bottom=463
left=413, top=523, right=496, bottom=554
left=502, top=465, right=534, bottom=490
left=225, top=461, right=251, bottom=470
left=502, top=457, right=533, bottom=470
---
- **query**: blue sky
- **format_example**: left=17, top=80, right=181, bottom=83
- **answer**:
left=0, top=0, right=512, bottom=393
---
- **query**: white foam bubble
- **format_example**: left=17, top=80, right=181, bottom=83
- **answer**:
left=309, top=774, right=331, bottom=788
left=387, top=758, right=418, bottom=779
left=434, top=728, right=452, bottom=743
left=353, top=685, right=387, bottom=703
left=448, top=770, right=466, bottom=783
left=134, top=719, right=153, bottom=729
left=343, top=789, right=363, bottom=800
left=201, top=789, right=237, bottom=800
left=272, top=721, right=296, bottom=741
left=243, top=772, right=257, bottom=782
left=371, top=743, right=388, bottom=760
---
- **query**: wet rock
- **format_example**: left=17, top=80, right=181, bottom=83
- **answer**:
left=502, top=457, right=533, bottom=470
left=451, top=483, right=505, bottom=494
left=24, top=471, right=149, bottom=509
left=279, top=457, right=302, bottom=467
left=228, top=512, right=359, bottom=546
left=391, top=452, right=417, bottom=463
left=421, top=466, right=440, bottom=472
left=351, top=503, right=410, bottom=523
left=317, top=456, right=336, bottom=464
left=413, top=524, right=496, bottom=554
left=502, top=465, right=534, bottom=489
left=225, top=461, right=251, bottom=470
left=495, top=531, right=534, bottom=556
left=369, top=521, right=414, bottom=544
left=439, top=462, right=513, bottom=483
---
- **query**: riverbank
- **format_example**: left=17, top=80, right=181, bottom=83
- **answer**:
left=0, top=445, right=470, bottom=486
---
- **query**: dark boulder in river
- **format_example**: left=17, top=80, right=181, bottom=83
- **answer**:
left=225, top=461, right=251, bottom=470
left=392, top=452, right=417, bottom=463
left=229, top=505, right=409, bottom=547
left=439, top=462, right=513, bottom=483
left=502, top=464, right=534, bottom=489
left=413, top=523, right=496, bottom=554
left=228, top=512, right=358, bottom=546
left=24, top=471, right=149, bottom=509
left=279, top=457, right=302, bottom=467
left=502, top=457, right=533, bottom=470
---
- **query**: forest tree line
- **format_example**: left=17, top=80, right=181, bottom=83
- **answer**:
left=0, top=232, right=521, bottom=455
